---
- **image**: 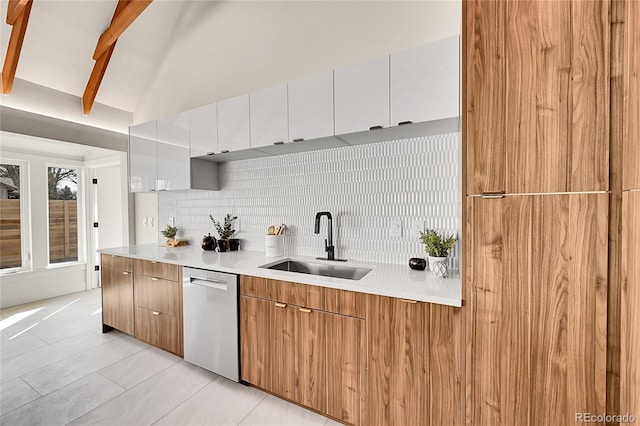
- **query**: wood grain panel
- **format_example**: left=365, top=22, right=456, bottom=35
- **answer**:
left=623, top=0, right=640, bottom=190
left=135, top=307, right=181, bottom=356
left=429, top=304, right=461, bottom=426
left=101, top=262, right=134, bottom=335
left=135, top=275, right=180, bottom=316
left=240, top=295, right=271, bottom=389
left=101, top=254, right=132, bottom=272
left=134, top=258, right=179, bottom=281
left=325, top=311, right=363, bottom=426
left=240, top=275, right=270, bottom=299
left=271, top=302, right=295, bottom=400
left=621, top=191, right=640, bottom=417
left=467, top=194, right=608, bottom=426
left=295, top=307, right=326, bottom=413
left=466, top=0, right=506, bottom=194
left=467, top=0, right=609, bottom=194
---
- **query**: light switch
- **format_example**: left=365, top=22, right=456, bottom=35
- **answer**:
left=143, top=217, right=148, bottom=227
left=412, top=220, right=424, bottom=237
left=149, top=217, right=154, bottom=227
left=390, top=220, right=402, bottom=237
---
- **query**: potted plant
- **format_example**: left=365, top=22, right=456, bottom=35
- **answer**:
left=160, top=224, right=178, bottom=245
left=210, top=214, right=238, bottom=252
left=419, top=229, right=457, bottom=277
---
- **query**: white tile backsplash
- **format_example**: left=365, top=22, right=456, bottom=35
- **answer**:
left=158, top=132, right=461, bottom=266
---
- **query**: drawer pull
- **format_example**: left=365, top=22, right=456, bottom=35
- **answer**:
left=151, top=261, right=158, bottom=264
left=299, top=308, right=312, bottom=313
left=369, top=125, right=383, bottom=131
left=152, top=311, right=160, bottom=316
left=122, top=271, right=129, bottom=275
left=275, top=302, right=287, bottom=308
left=400, top=299, right=418, bottom=304
left=292, top=138, right=304, bottom=142
left=151, top=277, right=159, bottom=281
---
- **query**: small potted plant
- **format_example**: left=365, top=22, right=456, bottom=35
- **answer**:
left=419, top=229, right=457, bottom=277
left=210, top=214, right=238, bottom=252
left=161, top=224, right=178, bottom=245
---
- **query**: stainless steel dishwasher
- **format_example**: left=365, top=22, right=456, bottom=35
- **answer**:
left=182, top=267, right=239, bottom=382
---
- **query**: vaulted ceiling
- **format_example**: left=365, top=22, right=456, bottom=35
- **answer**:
left=0, top=0, right=185, bottom=113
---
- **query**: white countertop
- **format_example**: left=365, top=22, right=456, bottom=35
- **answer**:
left=98, top=244, right=462, bottom=307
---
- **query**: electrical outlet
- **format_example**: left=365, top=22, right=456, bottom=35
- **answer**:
left=149, top=217, right=154, bottom=227
left=390, top=220, right=402, bottom=237
left=169, top=217, right=175, bottom=227
left=143, top=217, right=148, bottom=227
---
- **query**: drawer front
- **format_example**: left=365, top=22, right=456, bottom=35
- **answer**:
left=135, top=307, right=182, bottom=356
left=240, top=275, right=365, bottom=318
left=135, top=275, right=181, bottom=316
left=101, top=253, right=132, bottom=272
left=134, top=259, right=180, bottom=281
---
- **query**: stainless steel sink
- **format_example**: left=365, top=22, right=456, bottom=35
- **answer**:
left=260, top=259, right=371, bottom=281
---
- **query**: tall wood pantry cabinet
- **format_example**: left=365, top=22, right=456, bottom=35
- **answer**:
left=465, top=1, right=611, bottom=425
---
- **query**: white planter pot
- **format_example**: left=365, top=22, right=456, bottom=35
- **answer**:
left=428, top=256, right=448, bottom=278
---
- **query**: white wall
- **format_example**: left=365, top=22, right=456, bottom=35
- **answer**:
left=134, top=0, right=461, bottom=122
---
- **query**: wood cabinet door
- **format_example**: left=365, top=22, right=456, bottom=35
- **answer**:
left=270, top=301, right=296, bottom=400
left=325, top=311, right=363, bottom=426
left=240, top=296, right=271, bottom=390
left=295, top=307, right=327, bottom=414
left=101, top=267, right=134, bottom=335
left=466, top=193, right=608, bottom=425
left=466, top=0, right=609, bottom=194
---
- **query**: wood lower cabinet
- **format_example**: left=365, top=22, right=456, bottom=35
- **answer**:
left=101, top=255, right=183, bottom=357
left=134, top=260, right=183, bottom=357
left=366, top=295, right=461, bottom=426
left=100, top=254, right=134, bottom=335
left=240, top=276, right=365, bottom=425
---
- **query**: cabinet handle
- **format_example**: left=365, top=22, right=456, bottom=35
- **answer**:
left=299, top=308, right=312, bottom=313
left=151, top=277, right=159, bottom=281
left=481, top=192, right=505, bottom=199
left=275, top=302, right=287, bottom=308
left=206, top=152, right=215, bottom=156
left=292, top=138, right=304, bottom=142
left=400, top=299, right=418, bottom=304
left=151, top=261, right=158, bottom=264
left=369, top=125, right=384, bottom=131
left=398, top=120, right=413, bottom=126
left=122, top=271, right=129, bottom=275
left=221, top=150, right=229, bottom=154
left=273, top=141, right=284, bottom=145
left=152, top=311, right=160, bottom=316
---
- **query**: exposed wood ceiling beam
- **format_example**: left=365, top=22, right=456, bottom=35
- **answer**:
left=6, top=0, right=30, bottom=25
left=1, top=0, right=32, bottom=95
left=83, top=0, right=150, bottom=115
left=92, top=0, right=152, bottom=60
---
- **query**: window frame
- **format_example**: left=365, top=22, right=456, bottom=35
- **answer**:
left=45, top=162, right=85, bottom=268
left=0, top=158, right=32, bottom=274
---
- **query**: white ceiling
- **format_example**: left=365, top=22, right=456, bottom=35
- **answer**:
left=0, top=0, right=187, bottom=113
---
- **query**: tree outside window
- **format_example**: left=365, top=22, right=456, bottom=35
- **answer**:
left=48, top=167, right=79, bottom=264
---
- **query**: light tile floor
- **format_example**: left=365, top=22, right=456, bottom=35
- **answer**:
left=0, top=289, right=342, bottom=426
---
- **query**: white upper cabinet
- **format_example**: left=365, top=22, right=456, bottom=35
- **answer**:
left=156, top=112, right=190, bottom=191
left=129, top=120, right=157, bottom=193
left=189, top=103, right=218, bottom=157
left=390, top=35, right=460, bottom=126
left=334, top=55, right=390, bottom=135
left=217, top=94, right=250, bottom=153
left=288, top=71, right=334, bottom=142
left=250, top=84, right=288, bottom=149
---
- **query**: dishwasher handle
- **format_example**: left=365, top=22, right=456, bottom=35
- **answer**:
left=189, top=276, right=228, bottom=291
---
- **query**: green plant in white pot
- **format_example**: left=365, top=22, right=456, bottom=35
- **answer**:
left=419, top=229, right=457, bottom=277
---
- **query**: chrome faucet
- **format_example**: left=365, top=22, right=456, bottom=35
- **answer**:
left=314, top=212, right=335, bottom=260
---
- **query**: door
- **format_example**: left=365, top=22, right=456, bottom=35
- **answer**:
left=270, top=301, right=296, bottom=400
left=250, top=84, right=288, bottom=149
left=128, top=121, right=157, bottom=192
left=466, top=193, right=608, bottom=425
left=218, top=94, right=251, bottom=153
left=288, top=71, right=334, bottom=142
left=295, top=306, right=327, bottom=413
left=156, top=112, right=190, bottom=191
left=466, top=0, right=609, bottom=194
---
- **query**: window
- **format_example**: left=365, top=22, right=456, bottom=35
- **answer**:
left=0, top=160, right=29, bottom=272
left=48, top=166, right=80, bottom=264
